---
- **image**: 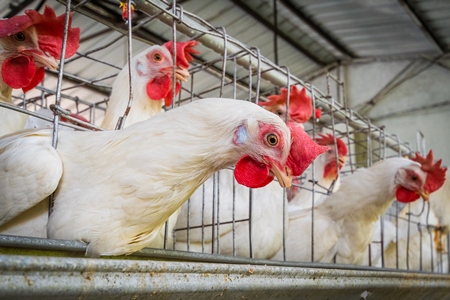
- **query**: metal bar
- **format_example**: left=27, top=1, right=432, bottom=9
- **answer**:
left=217, top=171, right=221, bottom=255
left=273, top=0, right=279, bottom=66
left=2, top=234, right=450, bottom=275
left=114, top=0, right=134, bottom=130
left=201, top=183, right=205, bottom=253
left=309, top=82, right=316, bottom=263
left=48, top=0, right=73, bottom=216
left=2, top=254, right=450, bottom=299
left=211, top=173, right=216, bottom=254
left=248, top=188, right=253, bottom=259
left=399, top=0, right=447, bottom=53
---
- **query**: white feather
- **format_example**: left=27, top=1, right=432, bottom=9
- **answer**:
left=0, top=98, right=291, bottom=257
left=270, top=158, right=425, bottom=264
left=175, top=169, right=286, bottom=258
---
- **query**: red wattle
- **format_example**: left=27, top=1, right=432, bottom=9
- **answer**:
left=234, top=155, right=274, bottom=188
left=323, top=162, right=338, bottom=180
left=146, top=75, right=170, bottom=102
left=396, top=186, right=420, bottom=203
left=22, top=66, right=45, bottom=92
left=2, top=56, right=36, bottom=89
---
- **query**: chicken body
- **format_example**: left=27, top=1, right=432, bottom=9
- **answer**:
left=379, top=170, right=449, bottom=271
left=100, top=42, right=197, bottom=249
left=382, top=200, right=444, bottom=271
left=270, top=157, right=441, bottom=264
left=1, top=98, right=317, bottom=257
left=175, top=170, right=286, bottom=258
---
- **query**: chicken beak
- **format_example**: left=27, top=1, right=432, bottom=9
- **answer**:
left=20, top=49, right=58, bottom=70
left=416, top=189, right=430, bottom=201
left=268, top=161, right=292, bottom=188
left=175, top=66, right=190, bottom=82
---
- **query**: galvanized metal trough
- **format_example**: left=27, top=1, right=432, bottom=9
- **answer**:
left=0, top=235, right=449, bottom=300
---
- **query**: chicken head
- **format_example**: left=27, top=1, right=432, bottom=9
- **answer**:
left=259, top=85, right=312, bottom=125
left=0, top=5, right=80, bottom=92
left=234, top=120, right=328, bottom=188
left=315, top=133, right=348, bottom=180
left=395, top=150, right=446, bottom=203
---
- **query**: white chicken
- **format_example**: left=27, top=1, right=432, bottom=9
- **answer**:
left=288, top=134, right=348, bottom=208
left=270, top=151, right=446, bottom=265
left=0, top=40, right=199, bottom=242
left=174, top=85, right=326, bottom=259
left=100, top=40, right=199, bottom=249
left=381, top=158, right=449, bottom=271
left=382, top=199, right=443, bottom=271
left=0, top=98, right=326, bottom=257
left=0, top=6, right=80, bottom=136
left=101, top=40, right=199, bottom=130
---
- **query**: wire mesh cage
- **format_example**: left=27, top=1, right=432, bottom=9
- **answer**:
left=0, top=0, right=448, bottom=279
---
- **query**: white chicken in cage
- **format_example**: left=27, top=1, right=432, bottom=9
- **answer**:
left=0, top=35, right=199, bottom=240
left=380, top=168, right=450, bottom=271
left=101, top=40, right=199, bottom=130
left=0, top=98, right=327, bottom=257
left=0, top=6, right=80, bottom=137
left=270, top=151, right=446, bottom=265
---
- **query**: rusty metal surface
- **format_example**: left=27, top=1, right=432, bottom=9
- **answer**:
left=0, top=254, right=449, bottom=300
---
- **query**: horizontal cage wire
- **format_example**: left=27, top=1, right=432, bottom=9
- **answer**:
left=0, top=0, right=448, bottom=276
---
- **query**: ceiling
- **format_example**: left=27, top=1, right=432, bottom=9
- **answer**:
left=2, top=0, right=450, bottom=123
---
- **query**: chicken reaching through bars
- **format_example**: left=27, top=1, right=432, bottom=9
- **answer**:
left=0, top=5, right=80, bottom=136
left=101, top=40, right=199, bottom=130
left=270, top=151, right=446, bottom=265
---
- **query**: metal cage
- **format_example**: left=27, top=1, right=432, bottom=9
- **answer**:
left=0, top=0, right=449, bottom=298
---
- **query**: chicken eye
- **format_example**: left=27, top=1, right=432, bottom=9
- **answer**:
left=153, top=53, right=162, bottom=62
left=266, top=133, right=278, bottom=146
left=275, top=110, right=283, bottom=117
left=411, top=174, right=418, bottom=181
left=13, top=32, right=25, bottom=42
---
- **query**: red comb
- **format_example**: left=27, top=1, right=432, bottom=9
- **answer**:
left=315, top=108, right=322, bottom=119
left=163, top=40, right=200, bottom=69
left=260, top=85, right=312, bottom=124
left=315, top=134, right=348, bottom=156
left=0, top=6, right=80, bottom=59
left=411, top=150, right=447, bottom=193
left=286, top=122, right=329, bottom=176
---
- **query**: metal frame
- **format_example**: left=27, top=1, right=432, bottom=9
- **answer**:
left=0, top=0, right=449, bottom=297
